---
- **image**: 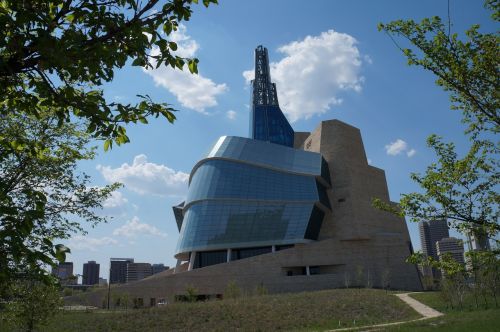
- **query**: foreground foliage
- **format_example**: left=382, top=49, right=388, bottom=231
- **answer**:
left=376, top=0, right=499, bottom=247
left=378, top=0, right=499, bottom=135
left=1, top=280, right=62, bottom=332
left=412, top=249, right=499, bottom=309
left=0, top=112, right=118, bottom=287
left=0, top=0, right=217, bottom=148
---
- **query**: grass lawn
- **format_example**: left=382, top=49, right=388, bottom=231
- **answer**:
left=385, top=292, right=500, bottom=332
left=0, top=289, right=418, bottom=332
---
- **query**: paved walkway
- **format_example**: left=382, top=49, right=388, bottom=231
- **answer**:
left=395, top=293, right=443, bottom=319
left=327, top=292, right=444, bottom=331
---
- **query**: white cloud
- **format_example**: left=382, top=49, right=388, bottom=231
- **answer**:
left=243, top=30, right=365, bottom=122
left=113, top=216, right=167, bottom=238
left=226, top=110, right=236, bottom=120
left=68, top=236, right=118, bottom=252
left=385, top=139, right=408, bottom=156
left=143, top=24, right=227, bottom=113
left=103, top=191, right=128, bottom=208
left=407, top=149, right=417, bottom=157
left=385, top=139, right=416, bottom=157
left=97, top=154, right=189, bottom=197
left=101, top=191, right=128, bottom=216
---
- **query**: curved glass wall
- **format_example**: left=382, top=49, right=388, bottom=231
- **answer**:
left=176, top=201, right=314, bottom=254
left=200, top=136, right=324, bottom=180
left=186, top=159, right=319, bottom=207
left=175, top=136, right=331, bottom=260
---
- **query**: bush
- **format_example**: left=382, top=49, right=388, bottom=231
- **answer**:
left=3, top=280, right=62, bottom=332
left=224, top=281, right=242, bottom=299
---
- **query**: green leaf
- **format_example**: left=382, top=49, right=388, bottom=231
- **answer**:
left=188, top=60, right=198, bottom=74
left=54, top=244, right=71, bottom=263
left=103, top=139, right=111, bottom=151
left=132, top=57, right=146, bottom=67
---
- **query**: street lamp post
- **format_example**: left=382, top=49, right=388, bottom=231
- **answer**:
left=107, top=266, right=111, bottom=310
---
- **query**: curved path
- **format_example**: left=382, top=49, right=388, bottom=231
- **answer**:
left=327, top=292, right=444, bottom=331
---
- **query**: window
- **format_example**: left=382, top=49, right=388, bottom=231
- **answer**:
left=194, top=250, right=227, bottom=269
left=231, top=246, right=272, bottom=261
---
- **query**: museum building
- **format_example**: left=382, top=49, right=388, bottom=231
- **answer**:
left=70, top=46, right=422, bottom=307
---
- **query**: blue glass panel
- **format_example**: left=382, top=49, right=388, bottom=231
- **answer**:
left=194, top=250, right=227, bottom=269
left=176, top=201, right=314, bottom=254
left=202, top=136, right=324, bottom=178
left=251, top=105, right=294, bottom=147
left=186, top=159, right=319, bottom=206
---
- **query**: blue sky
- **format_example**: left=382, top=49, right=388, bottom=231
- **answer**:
left=65, top=0, right=495, bottom=280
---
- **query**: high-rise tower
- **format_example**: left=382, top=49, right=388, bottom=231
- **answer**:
left=419, top=220, right=449, bottom=261
left=249, top=46, right=294, bottom=147
left=82, top=261, right=100, bottom=285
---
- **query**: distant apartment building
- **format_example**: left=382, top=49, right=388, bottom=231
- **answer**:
left=419, top=220, right=449, bottom=278
left=52, top=262, right=76, bottom=285
left=436, top=237, right=465, bottom=269
left=82, top=261, right=100, bottom=285
left=99, top=278, right=108, bottom=286
left=110, top=258, right=134, bottom=284
left=419, top=220, right=449, bottom=260
left=152, top=264, right=168, bottom=275
left=126, top=263, right=152, bottom=283
left=468, top=226, right=491, bottom=251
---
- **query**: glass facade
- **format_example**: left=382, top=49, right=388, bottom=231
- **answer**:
left=194, top=250, right=227, bottom=269
left=176, top=201, right=315, bottom=254
left=172, top=46, right=332, bottom=268
left=186, top=159, right=319, bottom=207
left=202, top=136, right=323, bottom=178
left=251, top=105, right=294, bottom=147
left=231, top=246, right=273, bottom=261
left=249, top=46, right=294, bottom=147
left=175, top=136, right=331, bottom=260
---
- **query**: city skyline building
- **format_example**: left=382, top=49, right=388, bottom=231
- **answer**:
left=419, top=220, right=450, bottom=260
left=418, top=220, right=449, bottom=278
left=152, top=264, right=168, bottom=275
left=52, top=262, right=76, bottom=285
left=82, top=261, right=100, bottom=285
left=110, top=258, right=134, bottom=284
left=126, top=263, right=152, bottom=283
left=436, top=237, right=465, bottom=272
left=467, top=226, right=491, bottom=251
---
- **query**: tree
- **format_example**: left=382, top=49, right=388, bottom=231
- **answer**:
left=0, top=112, right=119, bottom=287
left=378, top=0, right=499, bottom=136
left=375, top=1, right=499, bottom=243
left=374, top=136, right=499, bottom=238
left=467, top=249, right=500, bottom=308
left=0, top=0, right=217, bottom=149
left=2, top=280, right=62, bottom=332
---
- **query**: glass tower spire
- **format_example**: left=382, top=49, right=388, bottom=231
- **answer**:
left=249, top=45, right=294, bottom=147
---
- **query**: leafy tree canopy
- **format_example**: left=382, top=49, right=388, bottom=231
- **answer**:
left=378, top=0, right=499, bottom=136
left=2, top=280, right=62, bottom=332
left=374, top=136, right=499, bottom=237
left=0, top=0, right=217, bottom=149
left=375, top=1, right=499, bottom=245
left=0, top=111, right=119, bottom=286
